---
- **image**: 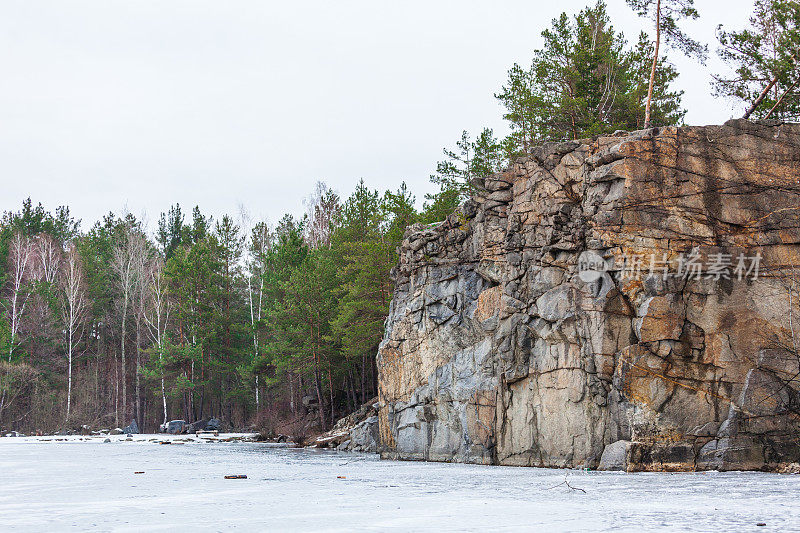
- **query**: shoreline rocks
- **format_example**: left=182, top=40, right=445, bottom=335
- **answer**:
left=313, top=398, right=379, bottom=452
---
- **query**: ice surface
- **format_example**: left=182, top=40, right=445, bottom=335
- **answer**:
left=1, top=435, right=798, bottom=532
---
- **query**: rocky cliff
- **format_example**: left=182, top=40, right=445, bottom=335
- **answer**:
left=376, top=120, right=800, bottom=471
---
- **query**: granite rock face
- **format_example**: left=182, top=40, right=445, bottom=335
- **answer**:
left=377, top=120, right=800, bottom=471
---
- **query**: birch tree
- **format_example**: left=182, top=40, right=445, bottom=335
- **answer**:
left=28, top=233, right=64, bottom=353
left=144, top=257, right=171, bottom=426
left=304, top=182, right=340, bottom=249
left=4, top=233, right=34, bottom=361
left=58, top=243, right=87, bottom=420
left=242, top=213, right=271, bottom=407
left=132, top=244, right=151, bottom=427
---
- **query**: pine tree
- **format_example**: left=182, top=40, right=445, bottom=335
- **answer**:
left=331, top=181, right=392, bottom=405
left=383, top=183, right=418, bottom=247
left=213, top=215, right=247, bottom=420
left=423, top=129, right=505, bottom=223
left=625, top=0, right=707, bottom=127
left=714, top=0, right=800, bottom=120
left=281, top=248, right=341, bottom=429
left=255, top=215, right=308, bottom=414
left=157, top=204, right=185, bottom=260
left=496, top=0, right=686, bottom=147
left=165, top=222, right=224, bottom=420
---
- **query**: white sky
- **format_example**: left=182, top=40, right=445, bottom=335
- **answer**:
left=0, top=0, right=754, bottom=230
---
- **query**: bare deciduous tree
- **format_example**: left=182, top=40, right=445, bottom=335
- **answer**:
left=626, top=0, right=707, bottom=127
left=111, top=226, right=148, bottom=424
left=132, top=243, right=153, bottom=427
left=34, top=233, right=62, bottom=286
left=303, top=181, right=340, bottom=249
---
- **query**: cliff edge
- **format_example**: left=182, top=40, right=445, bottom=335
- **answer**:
left=376, top=120, right=800, bottom=471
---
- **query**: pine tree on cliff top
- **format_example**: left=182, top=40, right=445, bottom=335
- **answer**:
left=423, top=128, right=505, bottom=223
left=626, top=0, right=707, bottom=128
left=425, top=1, right=687, bottom=224
left=714, top=0, right=800, bottom=120
left=496, top=0, right=686, bottom=152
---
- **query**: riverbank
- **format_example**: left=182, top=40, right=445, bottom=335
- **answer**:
left=1, top=432, right=256, bottom=444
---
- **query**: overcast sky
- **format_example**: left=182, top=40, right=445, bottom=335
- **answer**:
left=0, top=0, right=754, bottom=231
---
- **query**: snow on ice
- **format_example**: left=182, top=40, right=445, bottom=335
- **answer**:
left=0, top=435, right=798, bottom=531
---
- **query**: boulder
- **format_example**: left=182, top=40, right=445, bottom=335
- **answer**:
left=121, top=420, right=140, bottom=434
left=165, top=420, right=187, bottom=434
left=598, top=440, right=631, bottom=471
left=185, top=419, right=209, bottom=434
left=185, top=418, right=222, bottom=433
left=349, top=416, right=379, bottom=453
left=109, top=428, right=123, bottom=435
left=316, top=399, right=379, bottom=452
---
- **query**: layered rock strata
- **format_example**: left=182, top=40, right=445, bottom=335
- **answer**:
left=376, top=120, right=800, bottom=471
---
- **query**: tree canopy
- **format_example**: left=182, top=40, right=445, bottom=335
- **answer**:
left=714, top=0, right=800, bottom=120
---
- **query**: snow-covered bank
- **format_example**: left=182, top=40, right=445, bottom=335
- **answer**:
left=0, top=438, right=798, bottom=532
left=1, top=433, right=256, bottom=444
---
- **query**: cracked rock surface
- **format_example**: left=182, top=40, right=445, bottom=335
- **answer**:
left=376, top=120, right=800, bottom=471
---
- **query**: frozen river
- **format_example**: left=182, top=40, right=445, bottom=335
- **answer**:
left=1, top=435, right=798, bottom=532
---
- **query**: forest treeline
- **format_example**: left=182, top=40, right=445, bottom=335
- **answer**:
left=1, top=0, right=797, bottom=434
